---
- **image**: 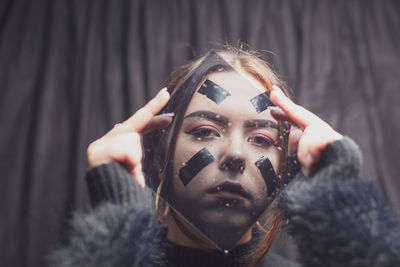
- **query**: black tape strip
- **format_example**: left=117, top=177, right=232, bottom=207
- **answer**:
left=179, top=148, right=215, bottom=186
left=198, top=79, right=231, bottom=104
left=250, top=93, right=275, bottom=113
left=255, top=156, right=278, bottom=196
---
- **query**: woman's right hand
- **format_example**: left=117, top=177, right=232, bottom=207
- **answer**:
left=86, top=88, right=173, bottom=187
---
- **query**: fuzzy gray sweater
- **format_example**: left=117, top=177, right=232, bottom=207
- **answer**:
left=50, top=138, right=400, bottom=266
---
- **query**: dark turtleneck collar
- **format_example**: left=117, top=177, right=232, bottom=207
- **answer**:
left=156, top=230, right=259, bottom=267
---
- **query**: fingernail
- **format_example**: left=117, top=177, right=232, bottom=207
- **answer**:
left=139, top=174, right=146, bottom=188
left=267, top=106, right=284, bottom=113
left=290, top=124, right=302, bottom=131
left=159, top=112, right=175, bottom=117
left=156, top=87, right=168, bottom=98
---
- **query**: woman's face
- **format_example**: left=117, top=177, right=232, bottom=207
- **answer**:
left=168, top=70, right=280, bottom=249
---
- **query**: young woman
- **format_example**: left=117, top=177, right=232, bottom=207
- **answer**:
left=51, top=47, right=400, bottom=267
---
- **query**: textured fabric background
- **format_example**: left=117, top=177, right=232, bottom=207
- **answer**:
left=1, top=0, right=399, bottom=266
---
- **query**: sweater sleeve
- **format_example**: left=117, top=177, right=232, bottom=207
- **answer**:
left=49, top=163, right=162, bottom=267
left=86, top=162, right=154, bottom=209
left=48, top=203, right=163, bottom=267
left=280, top=137, right=400, bottom=267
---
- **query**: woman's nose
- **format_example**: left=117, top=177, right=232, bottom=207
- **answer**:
left=218, top=132, right=246, bottom=173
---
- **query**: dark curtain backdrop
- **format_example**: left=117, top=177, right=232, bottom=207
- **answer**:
left=1, top=0, right=399, bottom=266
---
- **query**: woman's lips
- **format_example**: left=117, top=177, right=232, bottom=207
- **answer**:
left=208, top=181, right=250, bottom=200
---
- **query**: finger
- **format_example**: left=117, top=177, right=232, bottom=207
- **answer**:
left=115, top=133, right=143, bottom=170
left=116, top=88, right=170, bottom=134
left=268, top=106, right=298, bottom=127
left=131, top=164, right=145, bottom=188
left=288, top=126, right=303, bottom=155
left=297, top=132, right=320, bottom=176
left=142, top=113, right=174, bottom=134
left=296, top=125, right=343, bottom=176
left=87, top=131, right=142, bottom=166
left=270, top=85, right=321, bottom=128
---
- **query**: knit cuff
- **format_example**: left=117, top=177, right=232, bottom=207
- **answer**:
left=86, top=162, right=154, bottom=209
left=313, top=136, right=362, bottom=180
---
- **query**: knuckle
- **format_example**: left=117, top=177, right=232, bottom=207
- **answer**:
left=86, top=141, right=103, bottom=166
left=119, top=132, right=141, bottom=145
left=86, top=140, right=99, bottom=158
left=116, top=134, right=142, bottom=154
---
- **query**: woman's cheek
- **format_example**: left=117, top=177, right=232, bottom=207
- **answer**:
left=172, top=134, right=216, bottom=187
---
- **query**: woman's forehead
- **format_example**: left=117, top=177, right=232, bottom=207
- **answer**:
left=185, top=71, right=275, bottom=121
left=208, top=71, right=265, bottom=97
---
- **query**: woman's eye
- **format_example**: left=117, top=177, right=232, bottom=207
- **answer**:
left=186, top=127, right=220, bottom=138
left=248, top=135, right=275, bottom=148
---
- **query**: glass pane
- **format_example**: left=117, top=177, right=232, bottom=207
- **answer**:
left=143, top=51, right=284, bottom=252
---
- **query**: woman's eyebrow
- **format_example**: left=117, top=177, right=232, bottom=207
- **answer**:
left=244, top=120, right=279, bottom=130
left=184, top=110, right=229, bottom=125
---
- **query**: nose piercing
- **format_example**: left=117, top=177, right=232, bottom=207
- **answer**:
left=221, top=162, right=245, bottom=173
left=239, top=165, right=245, bottom=173
left=222, top=163, right=228, bottom=170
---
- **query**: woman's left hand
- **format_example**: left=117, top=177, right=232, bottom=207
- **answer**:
left=269, top=85, right=343, bottom=176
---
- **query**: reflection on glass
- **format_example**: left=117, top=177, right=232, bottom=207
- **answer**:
left=143, top=51, right=288, bottom=252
